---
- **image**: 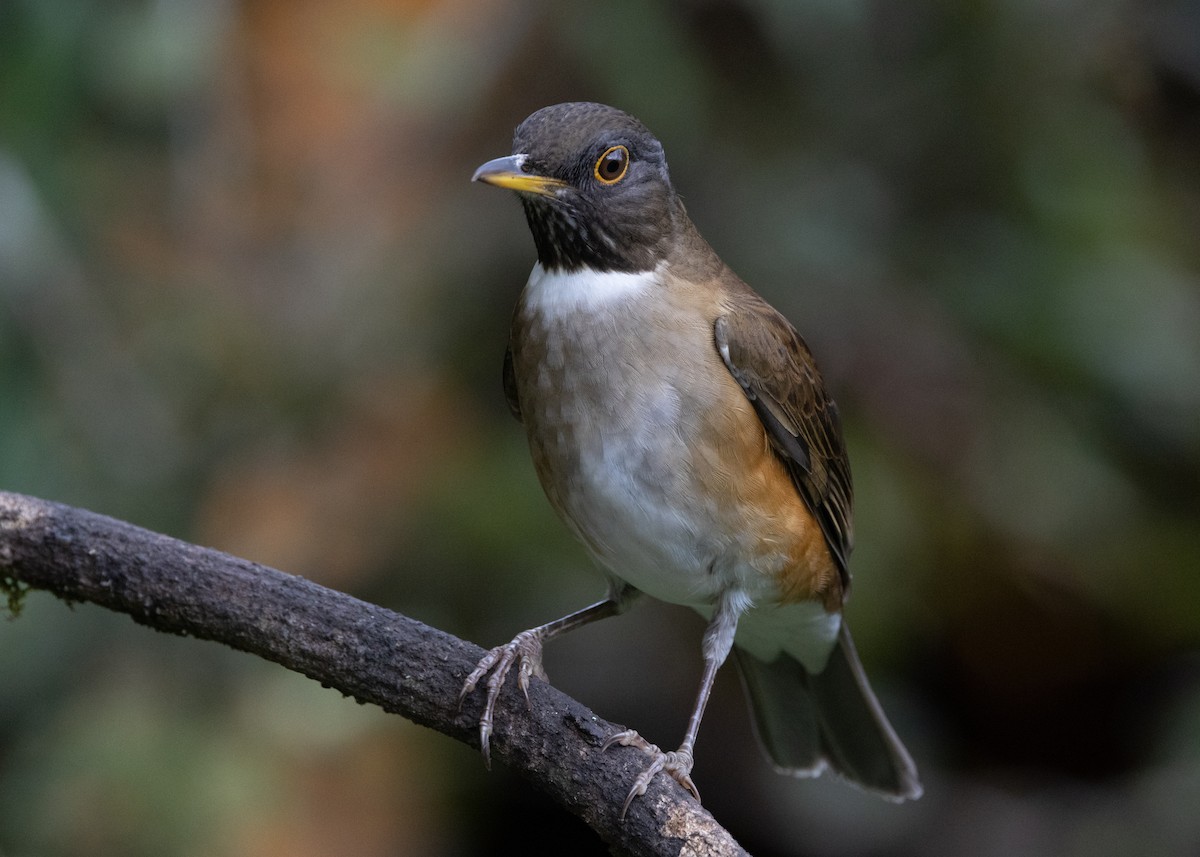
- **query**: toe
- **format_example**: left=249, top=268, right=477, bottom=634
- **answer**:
left=610, top=740, right=701, bottom=818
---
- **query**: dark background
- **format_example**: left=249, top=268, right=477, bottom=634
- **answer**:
left=2, top=1, right=1199, bottom=855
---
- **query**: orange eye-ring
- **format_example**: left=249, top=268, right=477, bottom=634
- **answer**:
left=594, top=145, right=630, bottom=185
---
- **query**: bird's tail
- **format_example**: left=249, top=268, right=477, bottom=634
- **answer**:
left=733, top=623, right=922, bottom=800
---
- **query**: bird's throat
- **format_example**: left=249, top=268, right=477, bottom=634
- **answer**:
left=521, top=262, right=660, bottom=319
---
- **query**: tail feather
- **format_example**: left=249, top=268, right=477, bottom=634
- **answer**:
left=733, top=623, right=922, bottom=800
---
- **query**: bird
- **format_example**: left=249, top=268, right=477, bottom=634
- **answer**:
left=460, top=101, right=921, bottom=816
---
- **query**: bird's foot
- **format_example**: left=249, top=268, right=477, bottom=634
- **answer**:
left=602, top=729, right=699, bottom=818
left=459, top=629, right=548, bottom=767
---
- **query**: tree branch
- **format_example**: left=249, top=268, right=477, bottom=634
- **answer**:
left=0, top=491, right=747, bottom=857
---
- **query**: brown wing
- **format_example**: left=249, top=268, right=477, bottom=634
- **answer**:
left=714, top=302, right=853, bottom=592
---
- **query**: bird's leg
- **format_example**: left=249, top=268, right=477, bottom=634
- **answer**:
left=602, top=657, right=717, bottom=815
left=460, top=585, right=636, bottom=767
left=603, top=590, right=745, bottom=818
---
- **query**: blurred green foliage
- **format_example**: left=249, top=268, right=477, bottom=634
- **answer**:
left=2, top=0, right=1199, bottom=855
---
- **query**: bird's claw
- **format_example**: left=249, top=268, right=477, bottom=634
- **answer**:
left=602, top=729, right=699, bottom=818
left=459, top=629, right=547, bottom=767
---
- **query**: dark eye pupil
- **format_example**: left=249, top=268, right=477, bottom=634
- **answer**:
left=594, top=146, right=629, bottom=183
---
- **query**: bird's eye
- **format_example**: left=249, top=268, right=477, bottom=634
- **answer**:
left=594, top=145, right=630, bottom=185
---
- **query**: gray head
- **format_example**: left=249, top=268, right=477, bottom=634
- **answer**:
left=473, top=102, right=679, bottom=273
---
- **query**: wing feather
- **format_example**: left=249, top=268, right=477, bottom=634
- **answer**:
left=714, top=302, right=853, bottom=591
left=502, top=344, right=522, bottom=422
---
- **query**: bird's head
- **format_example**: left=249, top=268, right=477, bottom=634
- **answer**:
left=473, top=102, right=679, bottom=273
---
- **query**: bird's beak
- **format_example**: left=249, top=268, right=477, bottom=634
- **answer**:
left=472, top=155, right=566, bottom=197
